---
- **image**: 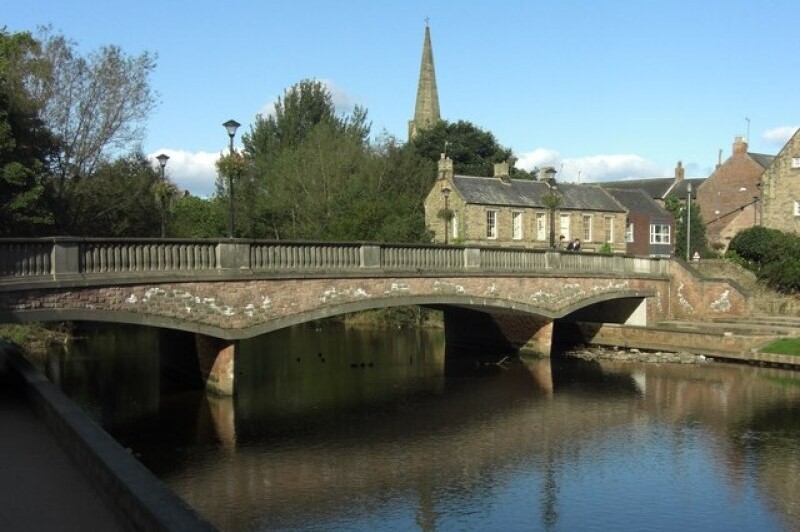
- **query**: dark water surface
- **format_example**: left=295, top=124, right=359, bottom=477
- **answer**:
left=45, top=323, right=800, bottom=531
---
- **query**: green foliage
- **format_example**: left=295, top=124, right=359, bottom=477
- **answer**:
left=727, top=227, right=800, bottom=293
left=170, top=195, right=226, bottom=238
left=64, top=152, right=163, bottom=236
left=0, top=29, right=55, bottom=235
left=541, top=191, right=562, bottom=210
left=598, top=242, right=613, bottom=255
left=727, top=226, right=784, bottom=268
left=437, top=208, right=454, bottom=221
left=33, top=27, right=158, bottom=229
left=665, top=198, right=712, bottom=259
left=408, top=120, right=514, bottom=177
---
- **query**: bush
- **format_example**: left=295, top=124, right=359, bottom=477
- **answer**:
left=727, top=226, right=784, bottom=267
left=728, top=227, right=800, bottom=293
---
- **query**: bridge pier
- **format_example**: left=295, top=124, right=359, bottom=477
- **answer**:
left=194, top=334, right=236, bottom=396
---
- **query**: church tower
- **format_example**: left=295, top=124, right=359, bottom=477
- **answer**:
left=408, top=22, right=441, bottom=140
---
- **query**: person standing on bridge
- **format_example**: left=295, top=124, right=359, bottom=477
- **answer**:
left=566, top=238, right=581, bottom=252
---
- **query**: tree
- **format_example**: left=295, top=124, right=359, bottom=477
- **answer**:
left=170, top=195, right=226, bottom=238
left=665, top=196, right=710, bottom=259
left=408, top=120, right=514, bottom=177
left=238, top=79, right=372, bottom=239
left=32, top=27, right=157, bottom=230
left=64, top=152, right=163, bottom=236
left=0, top=29, right=55, bottom=235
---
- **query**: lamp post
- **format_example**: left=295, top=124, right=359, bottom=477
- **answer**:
left=541, top=167, right=559, bottom=248
left=156, top=153, right=170, bottom=238
left=222, top=119, right=241, bottom=238
left=441, top=186, right=451, bottom=244
left=686, top=182, right=692, bottom=262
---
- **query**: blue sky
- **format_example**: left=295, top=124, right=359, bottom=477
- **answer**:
left=7, top=0, right=799, bottom=197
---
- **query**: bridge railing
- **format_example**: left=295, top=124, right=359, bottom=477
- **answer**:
left=0, top=238, right=669, bottom=282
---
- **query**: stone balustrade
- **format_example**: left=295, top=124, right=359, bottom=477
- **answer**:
left=0, top=238, right=668, bottom=283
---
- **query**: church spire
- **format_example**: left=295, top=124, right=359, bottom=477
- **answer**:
left=408, top=22, right=441, bottom=140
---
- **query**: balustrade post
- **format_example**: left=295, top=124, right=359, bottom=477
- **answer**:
left=51, top=241, right=80, bottom=277
left=544, top=251, right=561, bottom=270
left=217, top=242, right=251, bottom=271
left=612, top=255, right=625, bottom=273
left=360, top=244, right=381, bottom=268
left=464, top=247, right=481, bottom=269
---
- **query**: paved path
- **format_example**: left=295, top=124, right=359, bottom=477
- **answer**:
left=0, top=365, right=128, bottom=532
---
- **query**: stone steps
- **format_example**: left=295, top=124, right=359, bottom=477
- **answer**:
left=655, top=318, right=799, bottom=338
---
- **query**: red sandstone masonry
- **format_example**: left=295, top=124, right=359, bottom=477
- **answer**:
left=0, top=271, right=745, bottom=337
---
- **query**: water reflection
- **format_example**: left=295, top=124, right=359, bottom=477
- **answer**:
left=44, top=323, right=800, bottom=532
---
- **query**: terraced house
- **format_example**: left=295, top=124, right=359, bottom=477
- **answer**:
left=424, top=155, right=628, bottom=253
left=761, top=127, right=800, bottom=232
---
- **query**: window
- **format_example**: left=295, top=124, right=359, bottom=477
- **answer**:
left=512, top=211, right=523, bottom=240
left=650, top=224, right=671, bottom=244
left=795, top=201, right=800, bottom=217
left=559, top=214, right=571, bottom=239
left=582, top=215, right=593, bottom=242
left=486, top=210, right=497, bottom=239
left=604, top=216, right=615, bottom=243
left=792, top=156, right=800, bottom=169
left=625, top=222, right=634, bottom=243
left=451, top=212, right=459, bottom=239
left=536, top=213, right=546, bottom=240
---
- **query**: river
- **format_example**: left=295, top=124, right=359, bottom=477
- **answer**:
left=43, top=322, right=800, bottom=531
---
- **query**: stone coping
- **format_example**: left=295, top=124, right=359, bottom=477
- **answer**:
left=0, top=342, right=216, bottom=532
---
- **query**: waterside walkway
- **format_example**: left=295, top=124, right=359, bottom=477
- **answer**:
left=0, top=342, right=215, bottom=532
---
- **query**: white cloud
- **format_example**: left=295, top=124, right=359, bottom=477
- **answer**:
left=256, top=78, right=360, bottom=118
left=147, top=149, right=219, bottom=198
left=762, top=125, right=799, bottom=147
left=516, top=147, right=668, bottom=182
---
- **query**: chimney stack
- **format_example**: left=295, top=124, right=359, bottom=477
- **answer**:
left=674, top=161, right=684, bottom=182
left=733, top=136, right=748, bottom=155
left=437, top=153, right=453, bottom=181
left=493, top=161, right=511, bottom=183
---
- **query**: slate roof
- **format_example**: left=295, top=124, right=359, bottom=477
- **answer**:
left=748, top=152, right=775, bottom=169
left=598, top=178, right=675, bottom=199
left=605, top=188, right=673, bottom=220
left=666, top=178, right=705, bottom=201
left=452, top=175, right=625, bottom=213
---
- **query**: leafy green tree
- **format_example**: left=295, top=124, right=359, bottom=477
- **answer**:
left=65, top=152, right=163, bottom=236
left=32, top=27, right=157, bottom=230
left=408, top=120, right=514, bottom=177
left=170, top=195, right=226, bottom=238
left=239, top=79, right=372, bottom=240
left=0, top=29, right=55, bottom=235
left=665, top=196, right=711, bottom=259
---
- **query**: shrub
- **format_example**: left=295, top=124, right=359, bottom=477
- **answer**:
left=727, top=226, right=784, bottom=269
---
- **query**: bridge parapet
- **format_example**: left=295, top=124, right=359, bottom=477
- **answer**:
left=0, top=238, right=669, bottom=285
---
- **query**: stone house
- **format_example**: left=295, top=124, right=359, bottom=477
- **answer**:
left=695, top=136, right=774, bottom=250
left=604, top=188, right=675, bottom=257
left=424, top=156, right=628, bottom=253
left=760, top=127, right=800, bottom=232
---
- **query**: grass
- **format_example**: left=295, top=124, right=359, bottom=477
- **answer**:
left=760, top=337, right=800, bottom=356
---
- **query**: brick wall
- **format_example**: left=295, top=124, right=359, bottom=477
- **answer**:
left=696, top=138, right=765, bottom=246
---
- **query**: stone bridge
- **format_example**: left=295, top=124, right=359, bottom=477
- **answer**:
left=0, top=238, right=748, bottom=394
